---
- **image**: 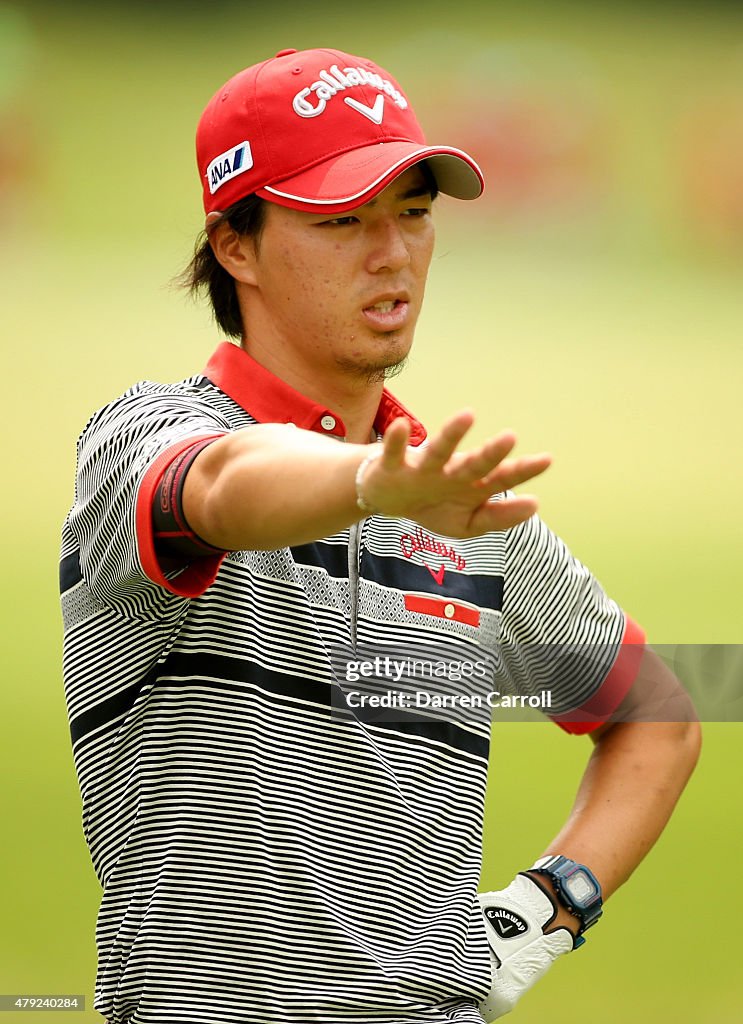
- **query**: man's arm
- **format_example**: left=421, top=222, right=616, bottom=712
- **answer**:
left=182, top=411, right=551, bottom=551
left=529, top=647, right=701, bottom=920
left=477, top=649, right=700, bottom=1020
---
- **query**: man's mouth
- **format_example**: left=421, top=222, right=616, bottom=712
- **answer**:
left=362, top=297, right=410, bottom=330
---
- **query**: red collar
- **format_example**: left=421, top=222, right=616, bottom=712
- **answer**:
left=203, top=342, right=427, bottom=445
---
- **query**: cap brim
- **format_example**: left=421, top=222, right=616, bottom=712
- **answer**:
left=257, top=141, right=483, bottom=214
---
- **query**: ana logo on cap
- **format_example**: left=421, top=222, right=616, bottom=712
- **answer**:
left=206, top=141, right=254, bottom=196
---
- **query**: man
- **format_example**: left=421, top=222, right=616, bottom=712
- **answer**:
left=60, top=48, right=700, bottom=1024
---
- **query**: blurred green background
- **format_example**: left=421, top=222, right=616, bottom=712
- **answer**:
left=1, top=0, right=741, bottom=1021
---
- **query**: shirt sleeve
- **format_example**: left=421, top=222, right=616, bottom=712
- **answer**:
left=66, top=383, right=231, bottom=617
left=499, top=512, right=646, bottom=734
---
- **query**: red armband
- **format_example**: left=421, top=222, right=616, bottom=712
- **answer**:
left=552, top=617, right=646, bottom=734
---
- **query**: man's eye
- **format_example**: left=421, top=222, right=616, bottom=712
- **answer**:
left=321, top=216, right=359, bottom=226
left=402, top=207, right=431, bottom=218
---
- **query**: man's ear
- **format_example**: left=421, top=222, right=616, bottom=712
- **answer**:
left=206, top=213, right=259, bottom=286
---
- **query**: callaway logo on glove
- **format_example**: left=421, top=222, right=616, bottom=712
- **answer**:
left=476, top=873, right=576, bottom=1021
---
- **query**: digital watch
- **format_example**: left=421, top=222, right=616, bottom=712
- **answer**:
left=529, top=854, right=603, bottom=949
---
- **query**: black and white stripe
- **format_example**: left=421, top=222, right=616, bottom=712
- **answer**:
left=61, top=366, right=627, bottom=1024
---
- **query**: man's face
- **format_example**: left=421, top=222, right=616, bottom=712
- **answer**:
left=243, top=165, right=435, bottom=385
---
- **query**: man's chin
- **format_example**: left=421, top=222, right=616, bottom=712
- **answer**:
left=336, top=333, right=412, bottom=385
left=336, top=353, right=409, bottom=386
left=368, top=356, right=409, bottom=385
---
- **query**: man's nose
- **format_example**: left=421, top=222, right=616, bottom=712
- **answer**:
left=365, top=218, right=412, bottom=273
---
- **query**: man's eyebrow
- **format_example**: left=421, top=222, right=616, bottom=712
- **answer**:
left=365, top=185, right=434, bottom=208
left=398, top=185, right=434, bottom=201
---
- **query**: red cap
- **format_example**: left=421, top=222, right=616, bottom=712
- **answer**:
left=196, top=47, right=484, bottom=215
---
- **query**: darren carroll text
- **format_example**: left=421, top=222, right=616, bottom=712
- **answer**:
left=344, top=690, right=554, bottom=710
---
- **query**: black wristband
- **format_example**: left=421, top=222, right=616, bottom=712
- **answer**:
left=152, top=439, right=225, bottom=559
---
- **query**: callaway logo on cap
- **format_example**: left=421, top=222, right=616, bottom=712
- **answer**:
left=196, top=47, right=484, bottom=215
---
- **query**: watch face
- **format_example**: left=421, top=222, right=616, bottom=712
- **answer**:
left=565, top=871, right=597, bottom=905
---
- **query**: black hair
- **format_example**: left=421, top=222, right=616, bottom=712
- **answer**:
left=178, top=193, right=267, bottom=339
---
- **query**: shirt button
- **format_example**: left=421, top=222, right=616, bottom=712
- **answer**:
left=320, top=415, right=337, bottom=431
left=444, top=603, right=456, bottom=619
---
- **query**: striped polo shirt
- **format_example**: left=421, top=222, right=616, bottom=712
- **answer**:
left=60, top=341, right=644, bottom=1024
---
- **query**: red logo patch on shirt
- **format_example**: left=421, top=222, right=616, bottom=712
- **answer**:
left=400, top=528, right=467, bottom=585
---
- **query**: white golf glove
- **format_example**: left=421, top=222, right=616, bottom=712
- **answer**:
left=476, top=873, right=575, bottom=1020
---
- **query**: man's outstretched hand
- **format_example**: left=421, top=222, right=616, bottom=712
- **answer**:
left=362, top=411, right=551, bottom=537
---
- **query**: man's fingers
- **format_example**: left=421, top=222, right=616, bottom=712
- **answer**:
left=448, top=431, right=518, bottom=483
left=376, top=415, right=549, bottom=534
left=381, top=417, right=411, bottom=467
left=419, top=410, right=475, bottom=471
left=469, top=494, right=540, bottom=534
left=480, top=453, right=552, bottom=493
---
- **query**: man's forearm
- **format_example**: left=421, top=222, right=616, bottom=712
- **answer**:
left=540, top=655, right=700, bottom=897
left=183, top=424, right=370, bottom=551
